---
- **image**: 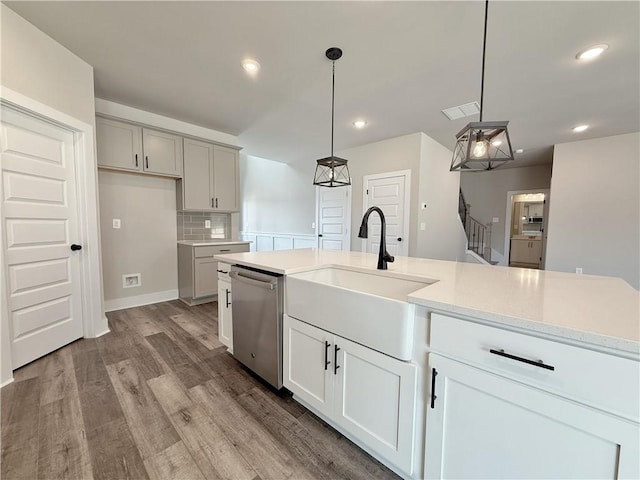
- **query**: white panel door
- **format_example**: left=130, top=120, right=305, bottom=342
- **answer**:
left=425, top=354, right=640, bottom=479
left=316, top=186, right=351, bottom=251
left=1, top=107, right=84, bottom=368
left=217, top=278, right=233, bottom=352
left=363, top=172, right=408, bottom=256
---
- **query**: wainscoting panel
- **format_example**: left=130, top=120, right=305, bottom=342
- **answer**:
left=241, top=232, right=318, bottom=252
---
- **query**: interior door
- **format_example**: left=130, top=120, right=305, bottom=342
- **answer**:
left=1, top=107, right=84, bottom=368
left=316, top=186, right=351, bottom=250
left=363, top=172, right=408, bottom=256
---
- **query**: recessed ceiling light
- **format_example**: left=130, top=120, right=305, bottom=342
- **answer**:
left=575, top=44, right=608, bottom=61
left=353, top=120, right=367, bottom=129
left=515, top=148, right=524, bottom=154
left=242, top=59, right=260, bottom=73
left=572, top=124, right=589, bottom=133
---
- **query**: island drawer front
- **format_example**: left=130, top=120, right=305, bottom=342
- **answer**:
left=194, top=244, right=248, bottom=257
left=217, top=262, right=231, bottom=281
left=430, top=313, right=639, bottom=422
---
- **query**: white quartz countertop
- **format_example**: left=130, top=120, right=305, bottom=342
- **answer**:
left=178, top=240, right=251, bottom=246
left=215, top=248, right=640, bottom=357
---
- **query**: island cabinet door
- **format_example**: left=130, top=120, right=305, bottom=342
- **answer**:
left=217, top=277, right=233, bottom=352
left=424, top=354, right=639, bottom=480
left=283, top=315, right=334, bottom=418
left=333, top=335, right=418, bottom=476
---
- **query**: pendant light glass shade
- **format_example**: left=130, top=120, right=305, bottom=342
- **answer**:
left=450, top=1, right=514, bottom=172
left=451, top=121, right=514, bottom=171
left=313, top=47, right=351, bottom=187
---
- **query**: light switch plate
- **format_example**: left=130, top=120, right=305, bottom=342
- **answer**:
left=492, top=217, right=499, bottom=223
left=204, top=220, right=211, bottom=228
left=113, top=219, right=121, bottom=229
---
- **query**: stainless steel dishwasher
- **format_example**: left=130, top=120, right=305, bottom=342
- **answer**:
left=229, top=265, right=283, bottom=389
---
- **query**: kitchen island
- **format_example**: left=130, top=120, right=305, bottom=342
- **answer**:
left=215, top=248, right=640, bottom=479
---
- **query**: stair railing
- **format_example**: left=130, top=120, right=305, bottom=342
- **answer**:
left=459, top=189, right=492, bottom=262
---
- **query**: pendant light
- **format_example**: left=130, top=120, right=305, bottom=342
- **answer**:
left=450, top=0, right=515, bottom=172
left=313, top=47, right=351, bottom=187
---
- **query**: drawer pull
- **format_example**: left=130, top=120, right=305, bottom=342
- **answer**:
left=489, top=348, right=555, bottom=371
left=216, top=269, right=229, bottom=274
left=430, top=368, right=438, bottom=409
left=219, top=249, right=231, bottom=252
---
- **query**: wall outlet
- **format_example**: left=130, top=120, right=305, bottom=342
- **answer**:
left=492, top=217, right=499, bottom=223
left=312, top=222, right=316, bottom=229
left=575, top=267, right=583, bottom=274
left=204, top=220, right=211, bottom=228
left=112, top=218, right=121, bottom=229
left=122, top=273, right=141, bottom=288
left=420, top=222, right=426, bottom=231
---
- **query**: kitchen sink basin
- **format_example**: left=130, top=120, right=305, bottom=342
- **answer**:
left=285, top=267, right=432, bottom=360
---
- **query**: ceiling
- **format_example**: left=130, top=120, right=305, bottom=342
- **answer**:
left=6, top=1, right=639, bottom=168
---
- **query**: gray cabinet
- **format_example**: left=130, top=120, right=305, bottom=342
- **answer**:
left=510, top=238, right=542, bottom=267
left=178, top=140, right=239, bottom=211
left=96, top=116, right=182, bottom=177
left=178, top=243, right=249, bottom=305
left=96, top=117, right=142, bottom=172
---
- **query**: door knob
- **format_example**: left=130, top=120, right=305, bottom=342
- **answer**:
left=397, top=237, right=403, bottom=242
left=318, top=234, right=323, bottom=237
left=70, top=244, right=82, bottom=251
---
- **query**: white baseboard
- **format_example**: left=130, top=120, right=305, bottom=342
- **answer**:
left=104, top=289, right=179, bottom=312
left=0, top=377, right=14, bottom=388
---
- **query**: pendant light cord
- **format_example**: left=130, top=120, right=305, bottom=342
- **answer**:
left=479, top=0, right=488, bottom=122
left=331, top=60, right=335, bottom=157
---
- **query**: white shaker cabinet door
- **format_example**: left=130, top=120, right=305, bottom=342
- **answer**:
left=333, top=335, right=417, bottom=476
left=425, top=354, right=639, bottom=480
left=194, top=257, right=217, bottom=299
left=283, top=315, right=334, bottom=418
left=217, top=277, right=233, bottom=352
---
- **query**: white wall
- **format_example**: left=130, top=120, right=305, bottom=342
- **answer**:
left=240, top=154, right=317, bottom=234
left=416, top=133, right=465, bottom=261
left=1, top=5, right=99, bottom=385
left=459, top=165, right=553, bottom=254
left=338, top=133, right=422, bottom=256
left=546, top=132, right=640, bottom=289
left=1, top=5, right=95, bottom=126
left=98, top=172, right=179, bottom=309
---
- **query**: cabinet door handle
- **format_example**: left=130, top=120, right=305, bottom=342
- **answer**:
left=489, top=348, right=555, bottom=371
left=334, top=345, right=340, bottom=374
left=225, top=288, right=230, bottom=308
left=135, top=153, right=138, bottom=167
left=215, top=198, right=218, bottom=208
left=211, top=198, right=214, bottom=208
left=430, top=368, right=438, bottom=409
left=145, top=156, right=149, bottom=169
left=324, top=340, right=331, bottom=370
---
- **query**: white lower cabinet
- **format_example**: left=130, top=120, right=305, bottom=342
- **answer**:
left=283, top=314, right=418, bottom=475
left=217, top=264, right=233, bottom=352
left=424, top=322, right=640, bottom=479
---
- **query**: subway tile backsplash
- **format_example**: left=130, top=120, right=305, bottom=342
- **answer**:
left=177, top=212, right=230, bottom=241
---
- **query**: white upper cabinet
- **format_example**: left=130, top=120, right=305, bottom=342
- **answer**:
left=96, top=117, right=182, bottom=178
left=179, top=140, right=240, bottom=212
left=96, top=117, right=142, bottom=172
left=141, top=128, right=182, bottom=177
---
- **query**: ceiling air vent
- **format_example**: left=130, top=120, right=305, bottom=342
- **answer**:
left=442, top=101, right=480, bottom=120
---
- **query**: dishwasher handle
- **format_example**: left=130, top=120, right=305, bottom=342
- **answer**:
left=229, top=270, right=276, bottom=290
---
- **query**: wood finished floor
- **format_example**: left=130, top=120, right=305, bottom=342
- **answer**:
left=1, top=300, right=399, bottom=480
